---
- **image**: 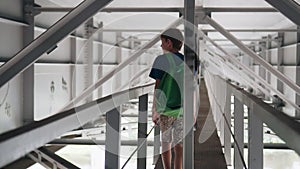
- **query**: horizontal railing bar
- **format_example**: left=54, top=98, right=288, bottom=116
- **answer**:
left=0, top=83, right=153, bottom=167
left=225, top=78, right=300, bottom=155
left=49, top=139, right=155, bottom=146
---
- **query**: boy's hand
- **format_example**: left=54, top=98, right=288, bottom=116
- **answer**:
left=152, top=110, right=160, bottom=125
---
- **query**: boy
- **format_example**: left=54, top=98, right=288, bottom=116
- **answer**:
left=149, top=28, right=184, bottom=169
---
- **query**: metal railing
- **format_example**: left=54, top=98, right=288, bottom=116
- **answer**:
left=0, top=83, right=153, bottom=167
left=203, top=67, right=300, bottom=169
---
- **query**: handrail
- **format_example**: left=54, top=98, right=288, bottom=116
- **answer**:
left=0, top=83, right=154, bottom=168
left=204, top=72, right=248, bottom=169
left=0, top=0, right=112, bottom=88
left=204, top=16, right=300, bottom=95
left=198, top=29, right=300, bottom=113
left=59, top=17, right=183, bottom=112
left=208, top=74, right=300, bottom=155
left=202, top=45, right=271, bottom=97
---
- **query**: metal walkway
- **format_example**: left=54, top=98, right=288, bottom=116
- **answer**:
left=155, top=79, right=227, bottom=169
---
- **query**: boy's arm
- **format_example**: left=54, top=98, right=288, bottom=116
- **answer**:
left=152, top=79, right=160, bottom=125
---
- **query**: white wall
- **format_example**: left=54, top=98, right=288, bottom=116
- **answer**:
left=34, top=64, right=72, bottom=120
left=0, top=74, right=23, bottom=133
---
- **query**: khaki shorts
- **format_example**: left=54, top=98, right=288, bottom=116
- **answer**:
left=159, top=115, right=183, bottom=144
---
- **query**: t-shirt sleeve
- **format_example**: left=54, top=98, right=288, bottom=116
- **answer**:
left=149, top=56, right=166, bottom=80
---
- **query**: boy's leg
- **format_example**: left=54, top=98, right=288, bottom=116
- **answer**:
left=161, top=142, right=172, bottom=169
left=173, top=118, right=183, bottom=169
left=160, top=115, right=176, bottom=169
left=174, top=144, right=183, bottom=169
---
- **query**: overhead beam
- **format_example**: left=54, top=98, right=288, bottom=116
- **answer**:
left=0, top=83, right=153, bottom=168
left=0, top=0, right=113, bottom=88
left=265, top=0, right=300, bottom=26
left=96, top=28, right=300, bottom=33
left=34, top=7, right=277, bottom=13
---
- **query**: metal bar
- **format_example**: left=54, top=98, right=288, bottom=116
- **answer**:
left=28, top=147, right=80, bottom=169
left=35, top=7, right=277, bottom=13
left=98, top=22, right=104, bottom=98
left=226, top=79, right=300, bottom=155
left=204, top=7, right=277, bottom=13
left=0, top=83, right=153, bottom=168
left=224, top=86, right=232, bottom=165
left=296, top=27, right=300, bottom=117
left=203, top=29, right=300, bottom=32
left=258, top=40, right=267, bottom=98
left=199, top=29, right=300, bottom=112
left=234, top=97, right=244, bottom=169
left=230, top=143, right=291, bottom=149
left=83, top=19, right=94, bottom=102
left=105, top=108, right=121, bottom=169
left=137, top=94, right=148, bottom=169
left=184, top=1, right=196, bottom=169
left=99, top=28, right=300, bottom=33
left=22, top=0, right=35, bottom=124
left=205, top=16, right=300, bottom=95
left=153, top=126, right=160, bottom=165
left=60, top=17, right=182, bottom=111
left=0, top=15, right=28, bottom=26
left=49, top=139, right=155, bottom=146
left=265, top=0, right=300, bottom=25
left=277, top=33, right=284, bottom=96
left=115, top=32, right=122, bottom=91
left=0, top=0, right=113, bottom=88
left=248, top=105, right=263, bottom=169
left=211, top=38, right=277, bottom=42
left=70, top=36, right=77, bottom=99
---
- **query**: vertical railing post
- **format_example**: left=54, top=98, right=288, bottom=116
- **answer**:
left=84, top=18, right=94, bottom=102
left=248, top=105, right=263, bottom=169
left=153, top=125, right=160, bottom=165
left=97, top=22, right=104, bottom=98
left=295, top=26, right=300, bottom=118
left=234, top=97, right=244, bottom=169
left=137, top=94, right=148, bottom=168
left=224, top=85, right=232, bottom=165
left=183, top=0, right=196, bottom=168
left=105, top=107, right=121, bottom=169
left=23, top=0, right=35, bottom=124
left=276, top=33, right=284, bottom=95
